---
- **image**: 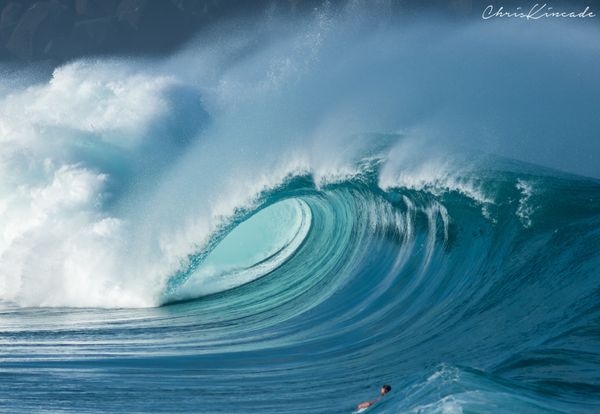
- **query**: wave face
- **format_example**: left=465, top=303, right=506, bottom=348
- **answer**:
left=1, top=4, right=600, bottom=414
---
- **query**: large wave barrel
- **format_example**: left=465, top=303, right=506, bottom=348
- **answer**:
left=1, top=3, right=599, bottom=414
left=164, top=198, right=312, bottom=302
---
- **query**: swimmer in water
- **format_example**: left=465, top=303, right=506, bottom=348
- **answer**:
left=356, top=384, right=391, bottom=410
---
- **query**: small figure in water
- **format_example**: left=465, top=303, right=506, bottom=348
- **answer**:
left=356, top=384, right=391, bottom=410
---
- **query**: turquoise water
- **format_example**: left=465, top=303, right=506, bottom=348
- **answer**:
left=1, top=165, right=599, bottom=413
left=1, top=5, right=600, bottom=413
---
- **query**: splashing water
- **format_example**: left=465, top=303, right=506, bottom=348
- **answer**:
left=0, top=4, right=599, bottom=414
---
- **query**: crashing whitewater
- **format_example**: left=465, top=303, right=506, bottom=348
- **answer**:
left=0, top=6, right=600, bottom=413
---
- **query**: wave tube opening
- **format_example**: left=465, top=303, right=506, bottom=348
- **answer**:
left=164, top=198, right=312, bottom=304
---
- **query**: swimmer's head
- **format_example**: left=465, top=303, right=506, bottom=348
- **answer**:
left=380, top=385, right=391, bottom=396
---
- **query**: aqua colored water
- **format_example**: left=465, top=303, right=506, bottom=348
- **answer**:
left=1, top=5, right=599, bottom=413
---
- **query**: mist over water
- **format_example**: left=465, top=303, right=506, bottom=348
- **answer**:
left=0, top=4, right=599, bottom=413
left=1, top=5, right=597, bottom=308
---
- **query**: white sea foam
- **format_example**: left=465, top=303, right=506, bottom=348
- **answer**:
left=378, top=137, right=494, bottom=225
left=516, top=179, right=536, bottom=228
left=1, top=5, right=595, bottom=308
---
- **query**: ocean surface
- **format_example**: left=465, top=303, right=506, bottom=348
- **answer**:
left=1, top=5, right=599, bottom=413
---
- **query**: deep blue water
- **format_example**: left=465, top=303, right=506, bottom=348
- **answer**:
left=1, top=163, right=600, bottom=413
left=1, top=5, right=600, bottom=413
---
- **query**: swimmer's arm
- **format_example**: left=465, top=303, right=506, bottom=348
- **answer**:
left=357, top=397, right=381, bottom=409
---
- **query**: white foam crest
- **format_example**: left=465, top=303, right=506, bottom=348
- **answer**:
left=0, top=61, right=179, bottom=308
left=0, top=13, right=424, bottom=308
left=0, top=164, right=149, bottom=307
left=380, top=158, right=492, bottom=206
left=406, top=396, right=463, bottom=414
left=516, top=179, right=536, bottom=228
left=3, top=5, right=590, bottom=308
left=0, top=61, right=175, bottom=149
left=378, top=135, right=495, bottom=224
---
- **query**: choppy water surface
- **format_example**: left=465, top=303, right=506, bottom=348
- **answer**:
left=1, top=4, right=600, bottom=413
